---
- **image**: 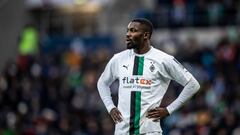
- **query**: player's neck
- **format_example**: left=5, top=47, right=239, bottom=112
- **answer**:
left=134, top=43, right=151, bottom=54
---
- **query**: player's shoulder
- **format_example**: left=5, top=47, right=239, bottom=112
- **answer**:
left=151, top=47, right=174, bottom=61
left=113, top=49, right=131, bottom=59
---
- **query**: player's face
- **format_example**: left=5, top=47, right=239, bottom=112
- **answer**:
left=126, top=22, right=145, bottom=49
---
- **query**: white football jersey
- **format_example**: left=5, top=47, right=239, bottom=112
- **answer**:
left=98, top=46, right=192, bottom=135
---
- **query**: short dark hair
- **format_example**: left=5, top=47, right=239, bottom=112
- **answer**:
left=131, top=18, right=153, bottom=38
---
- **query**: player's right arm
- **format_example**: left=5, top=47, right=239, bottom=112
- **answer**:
left=97, top=55, right=123, bottom=123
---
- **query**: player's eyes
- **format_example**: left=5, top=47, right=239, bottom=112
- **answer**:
left=127, top=28, right=137, bottom=33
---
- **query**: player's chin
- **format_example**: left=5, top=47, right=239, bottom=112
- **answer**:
left=126, top=42, right=134, bottom=49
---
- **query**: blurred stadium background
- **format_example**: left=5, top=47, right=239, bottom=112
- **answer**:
left=0, top=0, right=240, bottom=135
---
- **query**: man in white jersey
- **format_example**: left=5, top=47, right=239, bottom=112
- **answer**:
left=97, top=18, right=200, bottom=135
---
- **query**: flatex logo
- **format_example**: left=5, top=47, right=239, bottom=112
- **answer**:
left=122, top=77, right=152, bottom=85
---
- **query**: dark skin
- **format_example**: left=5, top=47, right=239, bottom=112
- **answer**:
left=110, top=21, right=170, bottom=124
left=125, top=21, right=151, bottom=54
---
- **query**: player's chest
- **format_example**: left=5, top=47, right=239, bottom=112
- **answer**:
left=117, top=56, right=159, bottom=78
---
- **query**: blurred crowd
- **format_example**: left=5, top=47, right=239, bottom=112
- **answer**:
left=1, top=0, right=240, bottom=134
left=136, top=0, right=240, bottom=28
left=160, top=33, right=240, bottom=135
left=0, top=37, right=114, bottom=135
left=1, top=26, right=240, bottom=135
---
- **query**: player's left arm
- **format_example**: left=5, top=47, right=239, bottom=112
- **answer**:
left=147, top=57, right=200, bottom=120
left=147, top=77, right=200, bottom=121
left=166, top=76, right=200, bottom=114
left=165, top=57, right=200, bottom=114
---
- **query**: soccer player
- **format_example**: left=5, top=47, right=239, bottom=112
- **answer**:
left=97, top=18, right=200, bottom=135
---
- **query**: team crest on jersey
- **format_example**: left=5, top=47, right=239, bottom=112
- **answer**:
left=149, top=62, right=155, bottom=72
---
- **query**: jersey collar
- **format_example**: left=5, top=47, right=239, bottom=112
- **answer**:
left=132, top=46, right=153, bottom=56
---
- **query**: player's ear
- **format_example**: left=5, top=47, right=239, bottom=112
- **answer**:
left=144, top=32, right=150, bottom=39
